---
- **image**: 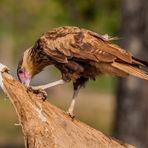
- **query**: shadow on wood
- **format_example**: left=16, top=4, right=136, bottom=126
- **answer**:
left=0, top=63, right=135, bottom=148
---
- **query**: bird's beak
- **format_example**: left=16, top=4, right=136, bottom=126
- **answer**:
left=18, top=69, right=31, bottom=87
left=22, top=79, right=30, bottom=87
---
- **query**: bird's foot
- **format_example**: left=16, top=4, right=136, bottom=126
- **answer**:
left=27, top=87, right=47, bottom=101
left=66, top=110, right=75, bottom=119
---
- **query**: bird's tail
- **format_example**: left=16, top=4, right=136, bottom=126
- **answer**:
left=112, top=58, right=148, bottom=80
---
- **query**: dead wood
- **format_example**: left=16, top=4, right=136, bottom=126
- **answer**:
left=0, top=63, right=136, bottom=148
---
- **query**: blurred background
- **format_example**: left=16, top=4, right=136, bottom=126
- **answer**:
left=0, top=0, right=148, bottom=148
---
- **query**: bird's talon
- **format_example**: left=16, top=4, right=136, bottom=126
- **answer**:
left=27, top=86, right=34, bottom=92
left=37, top=89, right=47, bottom=101
left=27, top=87, right=47, bottom=101
left=66, top=111, right=75, bottom=119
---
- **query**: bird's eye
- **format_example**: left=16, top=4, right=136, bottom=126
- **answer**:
left=19, top=70, right=23, bottom=74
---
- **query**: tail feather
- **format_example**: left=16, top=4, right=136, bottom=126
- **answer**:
left=132, top=57, right=148, bottom=67
left=112, top=62, right=148, bottom=80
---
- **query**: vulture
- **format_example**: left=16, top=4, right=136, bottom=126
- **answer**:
left=17, top=26, right=148, bottom=117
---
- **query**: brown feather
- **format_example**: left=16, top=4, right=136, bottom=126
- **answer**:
left=112, top=62, right=148, bottom=80
left=18, top=26, right=148, bottom=88
left=39, top=26, right=132, bottom=64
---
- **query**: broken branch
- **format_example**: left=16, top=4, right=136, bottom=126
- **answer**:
left=0, top=63, right=136, bottom=148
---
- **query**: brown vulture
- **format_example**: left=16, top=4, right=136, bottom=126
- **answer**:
left=17, top=26, right=148, bottom=117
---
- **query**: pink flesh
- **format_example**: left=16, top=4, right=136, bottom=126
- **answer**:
left=19, top=72, right=29, bottom=83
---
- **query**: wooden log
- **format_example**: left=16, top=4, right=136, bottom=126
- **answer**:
left=0, top=63, right=136, bottom=148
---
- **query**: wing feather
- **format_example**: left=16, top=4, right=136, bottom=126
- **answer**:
left=38, top=26, right=132, bottom=64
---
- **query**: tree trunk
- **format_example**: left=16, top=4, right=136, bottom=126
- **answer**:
left=114, top=0, right=148, bottom=148
left=0, top=63, right=135, bottom=148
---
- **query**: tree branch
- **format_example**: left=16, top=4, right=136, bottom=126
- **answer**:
left=0, top=63, right=136, bottom=148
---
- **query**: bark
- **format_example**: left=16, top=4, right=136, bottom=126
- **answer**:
left=0, top=63, right=135, bottom=148
left=114, top=0, right=148, bottom=148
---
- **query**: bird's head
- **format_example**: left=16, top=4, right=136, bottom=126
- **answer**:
left=17, top=48, right=34, bottom=86
left=17, top=45, right=50, bottom=86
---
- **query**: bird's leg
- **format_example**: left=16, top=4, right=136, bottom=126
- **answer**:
left=67, top=88, right=79, bottom=118
left=31, top=79, right=65, bottom=90
left=67, top=77, right=88, bottom=118
left=27, top=79, right=65, bottom=100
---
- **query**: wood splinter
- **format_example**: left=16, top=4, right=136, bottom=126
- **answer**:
left=0, top=63, right=136, bottom=148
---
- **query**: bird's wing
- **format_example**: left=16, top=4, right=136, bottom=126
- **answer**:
left=37, top=26, right=132, bottom=64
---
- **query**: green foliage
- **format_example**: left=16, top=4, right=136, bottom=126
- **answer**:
left=0, top=0, right=120, bottom=46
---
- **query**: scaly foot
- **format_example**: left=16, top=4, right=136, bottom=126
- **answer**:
left=66, top=110, right=75, bottom=119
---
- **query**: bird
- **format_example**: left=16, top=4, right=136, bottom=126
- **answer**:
left=17, top=26, right=148, bottom=117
